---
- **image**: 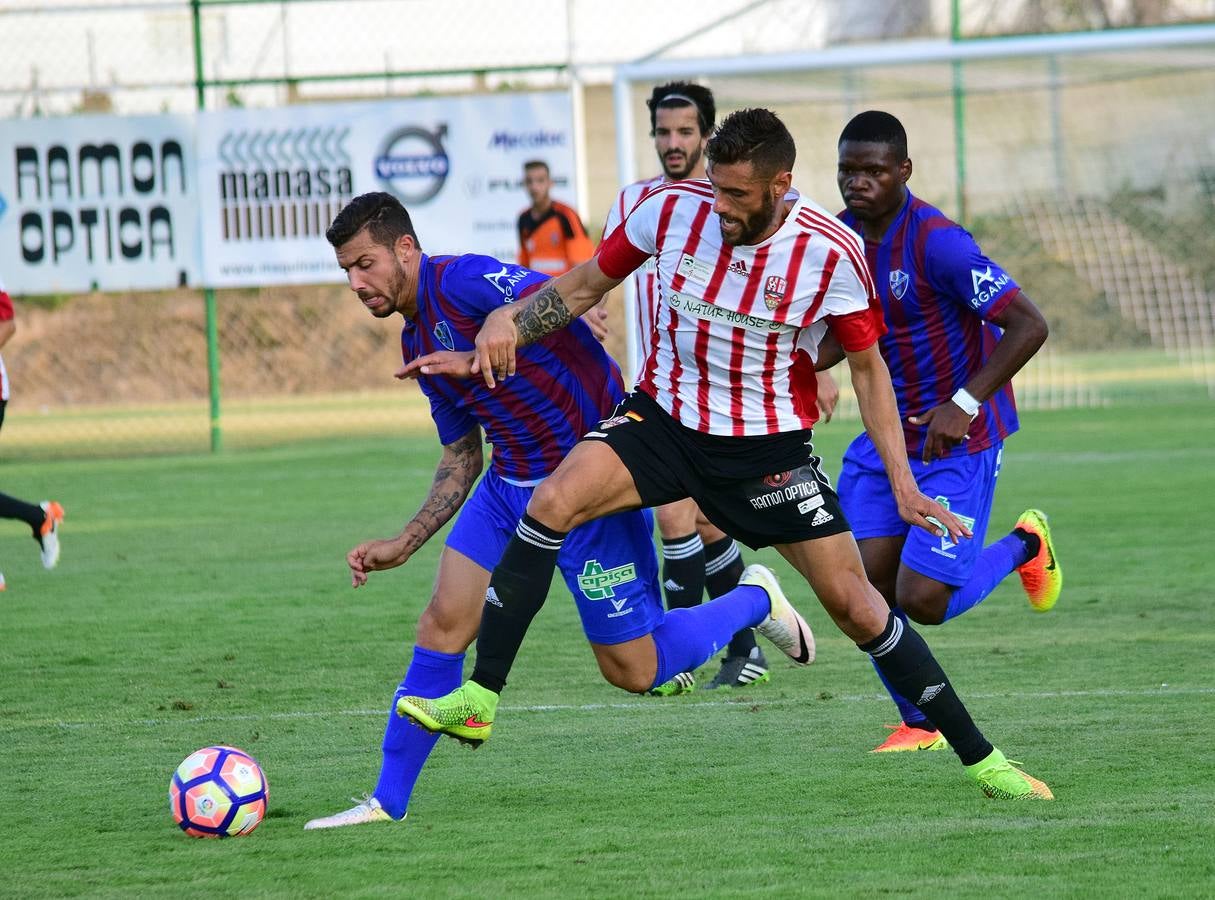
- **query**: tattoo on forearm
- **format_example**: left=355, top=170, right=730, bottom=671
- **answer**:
left=514, top=283, right=572, bottom=345
left=404, top=431, right=482, bottom=553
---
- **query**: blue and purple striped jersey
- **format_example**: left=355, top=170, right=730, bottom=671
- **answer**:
left=839, top=192, right=1020, bottom=458
left=404, top=253, right=625, bottom=483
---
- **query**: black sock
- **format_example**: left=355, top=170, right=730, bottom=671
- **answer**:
left=703, top=536, right=744, bottom=599
left=660, top=533, right=705, bottom=610
left=703, top=536, right=756, bottom=658
left=1012, top=527, right=1040, bottom=561
left=0, top=491, right=44, bottom=536
left=470, top=515, right=565, bottom=694
left=859, top=613, right=993, bottom=766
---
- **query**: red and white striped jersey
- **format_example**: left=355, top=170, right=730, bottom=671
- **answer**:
left=602, top=175, right=665, bottom=378
left=597, top=179, right=882, bottom=437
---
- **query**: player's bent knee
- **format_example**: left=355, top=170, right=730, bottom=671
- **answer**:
left=528, top=476, right=591, bottom=532
left=897, top=586, right=951, bottom=626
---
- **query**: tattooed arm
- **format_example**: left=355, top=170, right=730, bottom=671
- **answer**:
left=346, top=427, right=484, bottom=587
left=473, top=257, right=626, bottom=388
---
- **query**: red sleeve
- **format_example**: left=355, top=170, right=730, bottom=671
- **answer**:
left=0, top=290, right=13, bottom=322
left=827, top=306, right=885, bottom=352
left=596, top=226, right=651, bottom=280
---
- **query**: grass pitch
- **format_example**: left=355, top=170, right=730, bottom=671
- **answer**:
left=1, top=404, right=1212, bottom=898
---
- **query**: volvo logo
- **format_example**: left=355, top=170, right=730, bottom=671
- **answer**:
left=375, top=125, right=450, bottom=204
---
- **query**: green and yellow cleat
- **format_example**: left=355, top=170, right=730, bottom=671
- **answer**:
left=966, top=748, right=1054, bottom=800
left=647, top=671, right=695, bottom=697
left=396, top=681, right=499, bottom=748
left=1015, top=509, right=1062, bottom=612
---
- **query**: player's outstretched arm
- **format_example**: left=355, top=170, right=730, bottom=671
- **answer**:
left=846, top=343, right=972, bottom=543
left=473, top=257, right=625, bottom=388
left=346, top=427, right=483, bottom=587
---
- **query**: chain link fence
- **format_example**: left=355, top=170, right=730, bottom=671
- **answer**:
left=2, top=1, right=1213, bottom=459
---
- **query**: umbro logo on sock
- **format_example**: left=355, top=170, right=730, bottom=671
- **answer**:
left=485, top=587, right=503, bottom=607
left=917, top=682, right=946, bottom=704
left=811, top=508, right=834, bottom=527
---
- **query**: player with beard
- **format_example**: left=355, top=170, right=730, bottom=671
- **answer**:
left=400, top=109, right=1054, bottom=801
left=602, top=82, right=839, bottom=693
left=304, top=191, right=820, bottom=829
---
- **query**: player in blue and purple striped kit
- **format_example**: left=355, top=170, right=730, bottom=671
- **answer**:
left=827, top=111, right=1063, bottom=753
left=304, top=191, right=814, bottom=829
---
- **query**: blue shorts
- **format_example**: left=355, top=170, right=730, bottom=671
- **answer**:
left=445, top=470, right=662, bottom=645
left=838, top=433, right=1003, bottom=587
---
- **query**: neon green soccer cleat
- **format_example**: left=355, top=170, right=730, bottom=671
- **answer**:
left=966, top=748, right=1055, bottom=800
left=647, top=671, right=695, bottom=697
left=1015, top=509, right=1062, bottom=612
left=396, top=681, right=499, bottom=748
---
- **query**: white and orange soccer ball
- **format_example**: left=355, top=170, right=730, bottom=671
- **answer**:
left=169, top=745, right=269, bottom=838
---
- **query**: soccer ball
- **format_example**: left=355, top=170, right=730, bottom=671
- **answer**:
left=169, top=745, right=269, bottom=838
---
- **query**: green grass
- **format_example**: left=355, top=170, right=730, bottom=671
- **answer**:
left=1, top=405, right=1213, bottom=898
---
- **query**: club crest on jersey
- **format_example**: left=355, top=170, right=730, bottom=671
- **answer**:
left=763, top=276, right=787, bottom=310
left=889, top=269, right=909, bottom=300
left=432, top=320, right=455, bottom=351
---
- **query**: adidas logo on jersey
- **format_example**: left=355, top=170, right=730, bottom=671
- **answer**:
left=810, top=508, right=834, bottom=527
left=727, top=259, right=749, bottom=276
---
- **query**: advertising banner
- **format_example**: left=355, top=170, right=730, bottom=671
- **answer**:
left=0, top=113, right=200, bottom=295
left=197, top=91, right=577, bottom=288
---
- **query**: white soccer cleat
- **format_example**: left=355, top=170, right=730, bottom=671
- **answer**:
left=38, top=501, right=64, bottom=570
left=303, top=795, right=398, bottom=830
left=742, top=564, right=815, bottom=665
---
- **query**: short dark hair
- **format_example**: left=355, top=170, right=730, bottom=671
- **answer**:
left=647, top=81, right=715, bottom=137
left=523, top=159, right=549, bottom=174
left=705, top=108, right=795, bottom=178
left=838, top=110, right=908, bottom=160
left=326, top=191, right=420, bottom=250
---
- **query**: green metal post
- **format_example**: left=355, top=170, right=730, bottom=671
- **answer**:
left=950, top=0, right=967, bottom=222
left=192, top=0, right=223, bottom=452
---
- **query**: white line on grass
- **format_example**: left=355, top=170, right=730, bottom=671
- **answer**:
left=10, top=685, right=1212, bottom=733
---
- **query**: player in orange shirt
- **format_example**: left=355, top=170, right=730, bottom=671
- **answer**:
left=517, top=160, right=593, bottom=277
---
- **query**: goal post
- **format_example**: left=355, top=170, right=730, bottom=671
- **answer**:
left=611, top=24, right=1215, bottom=410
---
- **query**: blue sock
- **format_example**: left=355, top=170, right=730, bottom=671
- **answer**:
left=941, top=533, right=1026, bottom=622
left=373, top=645, right=465, bottom=819
left=869, top=609, right=930, bottom=727
left=649, top=584, right=769, bottom=687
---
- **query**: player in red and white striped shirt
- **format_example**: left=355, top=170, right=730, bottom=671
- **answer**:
left=602, top=82, right=777, bottom=692
left=408, top=109, right=1053, bottom=801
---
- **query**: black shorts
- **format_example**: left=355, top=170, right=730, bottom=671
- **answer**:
left=585, top=391, right=851, bottom=550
